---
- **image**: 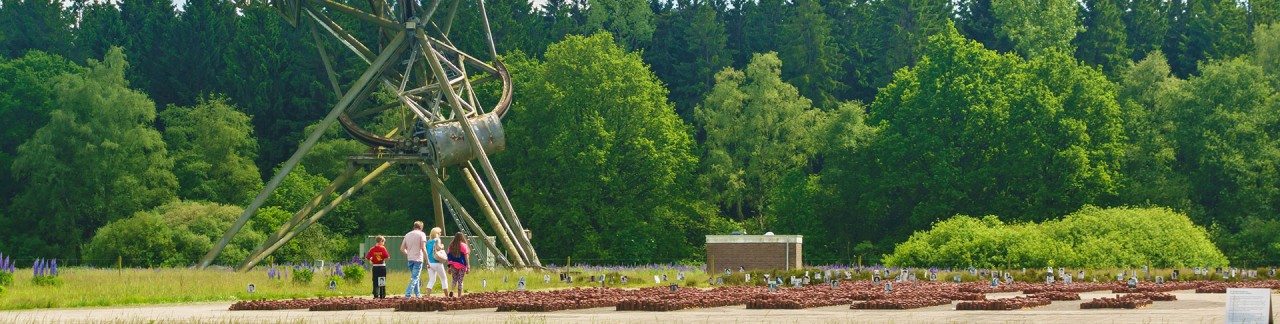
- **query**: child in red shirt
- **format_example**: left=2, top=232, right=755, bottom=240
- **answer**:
left=365, top=236, right=390, bottom=298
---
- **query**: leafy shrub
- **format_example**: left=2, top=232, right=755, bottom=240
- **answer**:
left=0, top=272, right=11, bottom=287
left=292, top=267, right=315, bottom=285
left=884, top=206, right=1228, bottom=268
left=327, top=275, right=343, bottom=287
left=84, top=201, right=266, bottom=267
left=343, top=265, right=365, bottom=284
left=32, top=275, right=62, bottom=287
left=0, top=285, right=5, bottom=294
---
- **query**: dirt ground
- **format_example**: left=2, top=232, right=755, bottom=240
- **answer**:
left=1, top=290, right=1274, bottom=323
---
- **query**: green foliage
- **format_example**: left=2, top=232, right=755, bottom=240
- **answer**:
left=494, top=33, right=711, bottom=263
left=778, top=0, right=843, bottom=109
left=85, top=201, right=265, bottom=267
left=992, top=0, right=1081, bottom=57
left=584, top=0, right=653, bottom=49
left=1076, top=0, right=1130, bottom=74
left=696, top=52, right=823, bottom=228
left=1166, top=58, right=1280, bottom=229
left=1112, top=51, right=1192, bottom=211
left=0, top=271, right=12, bottom=286
left=884, top=206, right=1229, bottom=268
left=161, top=96, right=262, bottom=205
left=1257, top=24, right=1280, bottom=83
left=342, top=265, right=365, bottom=284
left=645, top=2, right=733, bottom=119
left=0, top=50, right=82, bottom=216
left=31, top=275, right=61, bottom=287
left=10, top=47, right=177, bottom=260
left=0, top=0, right=74, bottom=58
left=843, top=24, right=1124, bottom=244
left=292, top=267, right=314, bottom=284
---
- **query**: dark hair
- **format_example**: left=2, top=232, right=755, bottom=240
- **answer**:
left=449, top=232, right=467, bottom=258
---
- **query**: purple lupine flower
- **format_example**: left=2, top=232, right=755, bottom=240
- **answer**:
left=50, top=259, right=58, bottom=277
left=33, top=259, right=41, bottom=277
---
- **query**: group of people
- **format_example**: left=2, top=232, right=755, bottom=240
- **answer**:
left=363, top=221, right=471, bottom=298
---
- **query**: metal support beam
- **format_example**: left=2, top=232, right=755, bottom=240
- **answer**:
left=461, top=166, right=526, bottom=267
left=238, top=162, right=396, bottom=271
left=245, top=165, right=357, bottom=263
left=417, top=164, right=511, bottom=267
left=201, top=31, right=408, bottom=269
left=422, top=44, right=542, bottom=267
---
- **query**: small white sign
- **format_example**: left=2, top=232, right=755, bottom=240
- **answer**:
left=654, top=275, right=661, bottom=284
left=1225, top=288, right=1272, bottom=324
left=247, top=283, right=256, bottom=293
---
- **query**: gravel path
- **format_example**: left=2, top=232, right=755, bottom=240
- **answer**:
left=1, top=290, right=1272, bottom=323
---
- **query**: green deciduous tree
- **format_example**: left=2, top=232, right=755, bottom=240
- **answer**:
left=9, top=47, right=177, bottom=260
left=852, top=24, right=1123, bottom=243
left=84, top=201, right=267, bottom=267
left=992, top=0, right=1081, bottom=58
left=494, top=33, right=710, bottom=263
left=696, top=52, right=823, bottom=229
left=1167, top=58, right=1280, bottom=233
left=160, top=96, right=262, bottom=205
left=1112, top=51, right=1192, bottom=211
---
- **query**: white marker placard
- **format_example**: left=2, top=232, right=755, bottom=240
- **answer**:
left=1225, top=288, right=1272, bottom=324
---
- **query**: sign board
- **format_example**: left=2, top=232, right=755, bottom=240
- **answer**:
left=1172, top=270, right=1180, bottom=281
left=873, top=275, right=881, bottom=283
left=929, top=272, right=937, bottom=281
left=669, top=283, right=678, bottom=292
left=1063, top=275, right=1072, bottom=285
left=1225, top=288, right=1272, bottom=324
left=768, top=282, right=778, bottom=291
left=247, top=283, right=256, bottom=293
left=621, top=276, right=628, bottom=285
left=845, top=271, right=852, bottom=279
left=831, top=280, right=839, bottom=289
left=517, top=277, right=527, bottom=291
left=1156, top=276, right=1164, bottom=285
left=678, top=273, right=685, bottom=281
left=745, top=274, right=750, bottom=283
left=329, top=280, right=337, bottom=290
left=953, top=275, right=961, bottom=283
left=544, top=275, right=551, bottom=284
left=654, top=275, right=661, bottom=284
left=378, top=277, right=386, bottom=287
left=1128, top=277, right=1138, bottom=289
left=884, top=282, right=892, bottom=292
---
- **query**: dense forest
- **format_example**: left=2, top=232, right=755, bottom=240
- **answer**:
left=1, top=0, right=1279, bottom=267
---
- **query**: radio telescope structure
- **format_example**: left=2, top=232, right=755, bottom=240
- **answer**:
left=199, top=0, right=542, bottom=270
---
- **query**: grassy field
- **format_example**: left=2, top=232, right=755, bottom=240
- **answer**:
left=0, top=264, right=706, bottom=310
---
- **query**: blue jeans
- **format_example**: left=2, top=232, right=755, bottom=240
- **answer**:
left=404, top=261, right=423, bottom=297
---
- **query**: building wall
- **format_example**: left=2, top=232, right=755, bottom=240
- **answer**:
left=706, top=242, right=802, bottom=272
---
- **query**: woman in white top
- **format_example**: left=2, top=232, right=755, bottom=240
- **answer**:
left=424, top=227, right=449, bottom=296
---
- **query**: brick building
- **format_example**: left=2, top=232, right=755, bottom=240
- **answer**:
left=705, top=235, right=802, bottom=273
